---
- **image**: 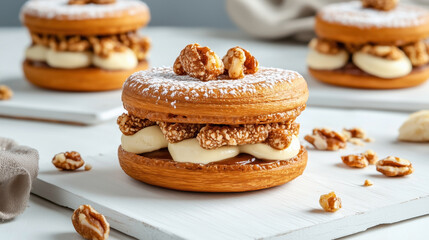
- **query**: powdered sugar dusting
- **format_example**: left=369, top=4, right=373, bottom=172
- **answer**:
left=20, top=0, right=147, bottom=20
left=319, top=1, right=429, bottom=28
left=124, top=67, right=301, bottom=102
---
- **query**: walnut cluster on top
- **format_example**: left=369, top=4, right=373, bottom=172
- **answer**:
left=68, top=0, right=116, bottom=5
left=173, top=43, right=259, bottom=81
left=362, top=0, right=398, bottom=11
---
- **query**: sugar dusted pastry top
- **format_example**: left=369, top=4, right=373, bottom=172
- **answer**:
left=125, top=67, right=303, bottom=103
left=122, top=67, right=308, bottom=124
left=20, top=0, right=148, bottom=20
left=318, top=1, right=429, bottom=28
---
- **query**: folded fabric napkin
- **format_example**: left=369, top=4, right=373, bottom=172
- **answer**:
left=226, top=0, right=429, bottom=41
left=0, top=137, right=38, bottom=220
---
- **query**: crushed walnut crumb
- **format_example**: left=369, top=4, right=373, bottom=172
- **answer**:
left=364, top=179, right=373, bottom=186
left=0, top=85, right=13, bottom=100
left=304, top=128, right=347, bottom=151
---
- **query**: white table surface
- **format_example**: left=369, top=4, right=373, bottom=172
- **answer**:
left=1, top=27, right=429, bottom=239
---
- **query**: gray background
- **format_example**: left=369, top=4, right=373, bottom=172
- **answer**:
left=0, top=0, right=236, bottom=29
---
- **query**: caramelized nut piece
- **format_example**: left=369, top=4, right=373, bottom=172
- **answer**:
left=52, top=151, right=84, bottom=171
left=362, top=0, right=398, bottom=11
left=0, top=85, right=13, bottom=100
left=376, top=156, right=414, bottom=177
left=309, top=38, right=342, bottom=55
left=92, top=0, right=116, bottom=4
left=265, top=129, right=293, bottom=150
left=360, top=45, right=403, bottom=60
left=117, top=113, right=155, bottom=136
left=319, top=192, right=342, bottom=212
left=72, top=205, right=110, bottom=240
left=364, top=179, right=373, bottom=186
left=222, top=46, right=259, bottom=79
left=363, top=149, right=378, bottom=165
left=403, top=41, right=429, bottom=67
left=173, top=43, right=224, bottom=81
left=341, top=154, right=369, bottom=168
left=304, top=128, right=347, bottom=151
left=158, top=122, right=202, bottom=143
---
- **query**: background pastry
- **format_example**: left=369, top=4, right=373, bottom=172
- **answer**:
left=20, top=0, right=151, bottom=91
left=307, top=0, right=429, bottom=89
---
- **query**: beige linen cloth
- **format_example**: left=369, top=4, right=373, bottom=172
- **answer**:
left=0, top=137, right=38, bottom=220
left=226, top=0, right=429, bottom=40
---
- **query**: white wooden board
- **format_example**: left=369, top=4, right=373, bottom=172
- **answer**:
left=3, top=107, right=428, bottom=239
left=1, top=28, right=428, bottom=125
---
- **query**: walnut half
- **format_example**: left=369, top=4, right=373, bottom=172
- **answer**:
left=72, top=205, right=110, bottom=240
left=376, top=156, right=414, bottom=177
left=222, top=46, right=258, bottom=79
left=173, top=43, right=224, bottom=81
left=52, top=151, right=84, bottom=171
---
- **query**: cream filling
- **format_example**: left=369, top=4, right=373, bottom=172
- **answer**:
left=398, top=110, right=429, bottom=142
left=121, top=127, right=301, bottom=164
left=168, top=138, right=240, bottom=164
left=46, top=49, right=92, bottom=69
left=121, top=126, right=168, bottom=153
left=239, top=135, right=300, bottom=161
left=93, top=48, right=138, bottom=70
left=25, top=44, right=48, bottom=62
left=307, top=49, right=349, bottom=70
left=352, top=52, right=412, bottom=78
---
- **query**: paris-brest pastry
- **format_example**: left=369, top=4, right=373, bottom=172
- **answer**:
left=307, top=0, right=429, bottom=89
left=117, top=44, right=309, bottom=192
left=20, top=0, right=151, bottom=91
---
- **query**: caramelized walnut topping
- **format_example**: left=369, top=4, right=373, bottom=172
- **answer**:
left=158, top=122, right=202, bottom=143
left=376, top=156, right=414, bottom=177
left=52, top=151, right=84, bottom=171
left=69, top=0, right=116, bottom=5
left=319, top=192, right=342, bottom=212
left=222, top=46, right=258, bottom=79
left=117, top=113, right=155, bottom=135
left=360, top=45, right=403, bottom=60
left=0, top=85, right=13, bottom=100
left=173, top=43, right=224, bottom=81
left=72, top=205, right=110, bottom=240
left=304, top=128, right=347, bottom=151
left=197, top=122, right=299, bottom=150
left=362, top=0, right=398, bottom=11
left=403, top=41, right=429, bottom=67
left=309, top=38, right=342, bottom=55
